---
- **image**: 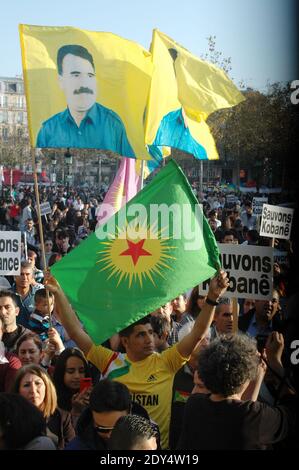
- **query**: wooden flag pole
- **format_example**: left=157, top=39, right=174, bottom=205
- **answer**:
left=232, top=297, right=239, bottom=334
left=31, top=148, right=52, bottom=327
left=139, top=159, right=145, bottom=191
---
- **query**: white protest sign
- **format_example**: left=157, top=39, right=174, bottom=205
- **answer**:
left=273, top=250, right=289, bottom=266
left=0, top=231, right=21, bottom=275
left=199, top=244, right=273, bottom=300
left=226, top=194, right=237, bottom=205
left=36, top=202, right=52, bottom=216
left=252, top=197, right=268, bottom=215
left=260, top=204, right=294, bottom=240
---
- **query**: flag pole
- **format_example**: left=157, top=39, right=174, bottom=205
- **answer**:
left=139, top=159, right=145, bottom=191
left=199, top=160, right=203, bottom=194
left=31, top=147, right=52, bottom=327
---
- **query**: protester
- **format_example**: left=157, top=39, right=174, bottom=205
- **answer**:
left=178, top=334, right=296, bottom=450
left=0, top=290, right=32, bottom=353
left=15, top=332, right=43, bottom=366
left=0, top=317, right=22, bottom=391
left=12, top=364, right=75, bottom=449
left=0, top=393, right=55, bottom=450
left=45, top=270, right=229, bottom=448
left=65, top=379, right=132, bottom=450
left=53, top=348, right=92, bottom=426
left=109, top=414, right=158, bottom=450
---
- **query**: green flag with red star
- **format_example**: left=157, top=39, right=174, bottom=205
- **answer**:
left=51, top=160, right=219, bottom=344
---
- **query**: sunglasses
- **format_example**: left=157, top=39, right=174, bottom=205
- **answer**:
left=94, top=425, right=114, bottom=434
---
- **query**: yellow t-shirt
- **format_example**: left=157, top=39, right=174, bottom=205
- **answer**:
left=87, top=344, right=188, bottom=449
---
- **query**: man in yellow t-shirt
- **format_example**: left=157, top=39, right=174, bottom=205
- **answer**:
left=46, top=271, right=229, bottom=448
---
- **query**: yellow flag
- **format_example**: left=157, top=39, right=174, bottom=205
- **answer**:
left=19, top=24, right=152, bottom=159
left=145, top=30, right=245, bottom=160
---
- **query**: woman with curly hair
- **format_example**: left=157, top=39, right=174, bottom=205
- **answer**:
left=178, top=334, right=296, bottom=450
left=11, top=364, right=75, bottom=449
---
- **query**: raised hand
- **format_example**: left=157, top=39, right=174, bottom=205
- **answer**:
left=208, top=270, right=230, bottom=301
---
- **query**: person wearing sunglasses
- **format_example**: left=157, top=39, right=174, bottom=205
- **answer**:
left=65, top=379, right=131, bottom=450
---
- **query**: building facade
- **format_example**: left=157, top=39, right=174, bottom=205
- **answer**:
left=0, top=76, right=30, bottom=170
left=0, top=76, right=28, bottom=140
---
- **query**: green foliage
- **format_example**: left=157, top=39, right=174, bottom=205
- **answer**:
left=208, top=82, right=297, bottom=189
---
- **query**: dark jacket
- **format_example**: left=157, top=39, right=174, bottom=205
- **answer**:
left=64, top=403, right=154, bottom=450
left=64, top=408, right=108, bottom=450
left=178, top=393, right=297, bottom=450
left=238, top=308, right=284, bottom=335
left=2, top=325, right=31, bottom=353
left=47, top=408, right=75, bottom=450
left=169, top=364, right=194, bottom=450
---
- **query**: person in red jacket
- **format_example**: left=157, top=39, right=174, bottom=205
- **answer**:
left=0, top=316, right=22, bottom=392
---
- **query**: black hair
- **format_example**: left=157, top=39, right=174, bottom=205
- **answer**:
left=119, top=315, right=152, bottom=338
left=221, top=229, right=235, bottom=240
left=34, top=288, right=54, bottom=302
left=109, top=414, right=157, bottom=450
left=53, top=348, right=90, bottom=411
left=0, top=290, right=18, bottom=307
left=57, top=45, right=95, bottom=75
left=0, top=393, right=47, bottom=449
left=89, top=379, right=131, bottom=413
left=186, top=286, right=205, bottom=319
left=150, top=315, right=170, bottom=338
left=198, top=335, right=258, bottom=397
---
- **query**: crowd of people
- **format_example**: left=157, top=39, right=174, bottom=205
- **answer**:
left=0, top=181, right=298, bottom=451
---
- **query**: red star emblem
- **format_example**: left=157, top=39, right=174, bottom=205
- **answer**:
left=120, top=239, right=151, bottom=266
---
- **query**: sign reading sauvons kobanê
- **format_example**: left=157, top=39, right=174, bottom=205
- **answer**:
left=260, top=204, right=294, bottom=240
left=199, top=244, right=273, bottom=300
left=0, top=232, right=21, bottom=275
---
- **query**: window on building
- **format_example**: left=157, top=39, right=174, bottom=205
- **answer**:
left=17, top=111, right=23, bottom=124
left=5, top=82, right=17, bottom=93
left=2, top=96, right=8, bottom=107
left=2, top=128, right=8, bottom=141
left=1, top=111, right=8, bottom=123
left=9, top=83, right=17, bottom=92
left=17, top=127, right=23, bottom=138
left=17, top=96, right=24, bottom=108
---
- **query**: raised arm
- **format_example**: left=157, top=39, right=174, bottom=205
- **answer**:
left=177, top=270, right=229, bottom=358
left=45, top=273, right=93, bottom=356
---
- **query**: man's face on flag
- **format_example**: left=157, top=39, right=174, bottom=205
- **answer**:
left=59, top=53, right=97, bottom=113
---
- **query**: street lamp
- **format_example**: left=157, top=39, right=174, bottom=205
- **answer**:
left=64, top=148, right=73, bottom=191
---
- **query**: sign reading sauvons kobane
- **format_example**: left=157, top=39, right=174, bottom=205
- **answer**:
left=0, top=231, right=21, bottom=275
left=199, top=243, right=273, bottom=300
left=260, top=204, right=294, bottom=240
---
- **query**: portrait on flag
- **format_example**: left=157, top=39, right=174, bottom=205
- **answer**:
left=19, top=24, right=153, bottom=159
left=36, top=44, right=135, bottom=155
left=145, top=30, right=245, bottom=161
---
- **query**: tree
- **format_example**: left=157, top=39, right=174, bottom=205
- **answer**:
left=208, top=81, right=297, bottom=192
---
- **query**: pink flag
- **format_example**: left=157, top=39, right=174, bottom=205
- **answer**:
left=96, top=158, right=140, bottom=226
